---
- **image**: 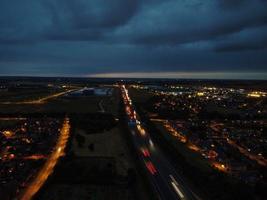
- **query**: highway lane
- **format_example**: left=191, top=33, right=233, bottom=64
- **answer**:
left=121, top=85, right=201, bottom=200
left=147, top=137, right=201, bottom=200
left=129, top=128, right=177, bottom=200
left=20, top=117, right=70, bottom=200
left=131, top=127, right=181, bottom=200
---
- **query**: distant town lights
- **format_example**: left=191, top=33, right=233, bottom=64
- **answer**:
left=197, top=92, right=205, bottom=97
left=247, top=91, right=266, bottom=98
left=3, top=130, right=14, bottom=138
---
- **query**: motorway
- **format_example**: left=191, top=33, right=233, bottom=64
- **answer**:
left=121, top=85, right=201, bottom=200
left=20, top=117, right=71, bottom=200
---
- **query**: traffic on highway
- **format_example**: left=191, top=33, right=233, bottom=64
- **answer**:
left=121, top=85, right=201, bottom=200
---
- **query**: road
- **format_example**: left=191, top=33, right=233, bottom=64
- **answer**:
left=20, top=117, right=71, bottom=200
left=1, top=89, right=75, bottom=105
left=121, top=85, right=201, bottom=200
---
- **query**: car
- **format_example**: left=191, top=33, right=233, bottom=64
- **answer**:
left=145, top=161, right=157, bottom=175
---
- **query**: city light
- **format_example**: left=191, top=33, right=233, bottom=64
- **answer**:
left=20, top=118, right=70, bottom=200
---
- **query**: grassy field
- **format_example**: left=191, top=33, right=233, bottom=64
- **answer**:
left=72, top=126, right=132, bottom=176
left=38, top=122, right=150, bottom=200
left=0, top=88, right=64, bottom=102
left=0, top=119, right=24, bottom=129
left=39, top=184, right=133, bottom=200
left=128, top=88, right=154, bottom=104
left=68, top=122, right=150, bottom=200
left=0, top=96, right=103, bottom=113
left=100, top=88, right=120, bottom=116
left=0, top=87, right=119, bottom=114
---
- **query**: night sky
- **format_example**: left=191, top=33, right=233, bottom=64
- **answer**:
left=0, top=0, right=267, bottom=79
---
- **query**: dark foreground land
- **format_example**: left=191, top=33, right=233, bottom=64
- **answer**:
left=0, top=77, right=266, bottom=200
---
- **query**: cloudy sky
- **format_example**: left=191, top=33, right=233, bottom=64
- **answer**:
left=0, top=0, right=267, bottom=79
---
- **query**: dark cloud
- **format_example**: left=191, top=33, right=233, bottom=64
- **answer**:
left=216, top=43, right=267, bottom=52
left=41, top=0, right=140, bottom=41
left=218, top=0, right=248, bottom=9
left=120, top=0, right=267, bottom=46
left=214, top=25, right=267, bottom=52
left=0, top=0, right=140, bottom=43
left=0, top=0, right=267, bottom=77
left=64, top=0, right=139, bottom=28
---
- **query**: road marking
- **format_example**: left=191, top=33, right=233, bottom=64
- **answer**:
left=170, top=175, right=185, bottom=199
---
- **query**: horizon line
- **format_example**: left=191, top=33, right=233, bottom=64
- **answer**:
left=0, top=71, right=267, bottom=80
left=87, top=71, right=267, bottom=80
